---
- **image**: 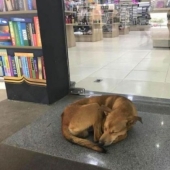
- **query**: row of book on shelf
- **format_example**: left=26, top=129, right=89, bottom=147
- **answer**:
left=0, top=0, right=37, bottom=12
left=0, top=17, right=42, bottom=46
left=0, top=49, right=46, bottom=80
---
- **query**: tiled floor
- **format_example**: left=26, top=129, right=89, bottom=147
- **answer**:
left=69, top=31, right=170, bottom=99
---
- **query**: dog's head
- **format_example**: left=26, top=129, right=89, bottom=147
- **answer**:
left=99, top=105, right=142, bottom=146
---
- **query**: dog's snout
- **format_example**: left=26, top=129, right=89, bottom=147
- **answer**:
left=99, top=140, right=104, bottom=146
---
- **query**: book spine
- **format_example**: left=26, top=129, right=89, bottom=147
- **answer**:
left=0, top=36, right=10, bottom=40
left=21, top=57, right=26, bottom=77
left=32, top=0, right=36, bottom=10
left=10, top=0, right=14, bottom=10
left=0, top=56, right=5, bottom=76
left=28, top=23, right=34, bottom=46
left=18, top=0, right=24, bottom=10
left=33, top=57, right=38, bottom=79
left=26, top=23, right=31, bottom=46
left=26, top=57, right=32, bottom=78
left=11, top=56, right=18, bottom=77
left=0, top=0, right=4, bottom=11
left=8, top=55, right=14, bottom=76
left=13, top=21, right=21, bottom=46
left=13, top=0, right=19, bottom=10
left=34, top=17, right=42, bottom=47
left=23, top=56, right=30, bottom=78
left=14, top=56, right=21, bottom=77
left=20, top=22, right=29, bottom=46
left=23, top=0, right=27, bottom=10
left=31, top=23, right=37, bottom=46
left=1, top=56, right=7, bottom=76
left=18, top=56, right=23, bottom=76
left=37, top=56, right=42, bottom=79
left=27, top=0, right=32, bottom=10
left=41, top=56, right=46, bottom=80
left=30, top=57, right=36, bottom=78
left=4, top=56, right=11, bottom=76
left=16, top=22, right=24, bottom=46
left=5, top=0, right=13, bottom=11
left=9, top=21, right=16, bottom=46
left=11, top=17, right=32, bottom=23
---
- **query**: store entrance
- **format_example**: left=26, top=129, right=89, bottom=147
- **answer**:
left=65, top=0, right=170, bottom=99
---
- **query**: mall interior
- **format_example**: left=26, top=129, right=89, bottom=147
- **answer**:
left=1, top=0, right=170, bottom=169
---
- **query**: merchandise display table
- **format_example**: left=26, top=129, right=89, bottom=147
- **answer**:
left=119, top=26, right=129, bottom=35
left=75, top=23, right=103, bottom=42
left=103, top=23, right=119, bottom=38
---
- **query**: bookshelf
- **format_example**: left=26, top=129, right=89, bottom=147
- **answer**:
left=0, top=0, right=70, bottom=104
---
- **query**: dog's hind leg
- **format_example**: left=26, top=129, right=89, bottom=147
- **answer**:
left=69, top=128, right=89, bottom=138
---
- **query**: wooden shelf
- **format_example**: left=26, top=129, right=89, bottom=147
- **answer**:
left=65, top=11, right=76, bottom=14
left=0, top=46, right=42, bottom=49
left=0, top=10, right=37, bottom=15
left=151, top=8, right=170, bottom=13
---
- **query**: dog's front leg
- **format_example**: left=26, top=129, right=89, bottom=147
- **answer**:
left=93, top=122, right=102, bottom=143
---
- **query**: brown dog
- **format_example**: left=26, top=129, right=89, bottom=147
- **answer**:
left=61, top=95, right=142, bottom=153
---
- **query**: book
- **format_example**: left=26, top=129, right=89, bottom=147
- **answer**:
left=0, top=0, right=5, bottom=12
left=13, top=0, right=19, bottom=10
left=31, top=23, right=37, bottom=46
left=34, top=16, right=42, bottom=47
left=0, top=18, right=12, bottom=45
left=10, top=55, right=18, bottom=77
left=0, top=56, right=5, bottom=76
left=37, top=57, right=42, bottom=79
left=41, top=56, right=46, bottom=80
left=26, top=23, right=31, bottom=45
left=32, top=0, right=37, bottom=10
left=14, top=56, right=21, bottom=77
left=11, top=17, right=32, bottom=23
left=30, top=57, right=36, bottom=78
left=27, top=0, right=32, bottom=10
left=18, top=0, right=24, bottom=10
left=9, top=21, right=16, bottom=45
left=20, top=22, right=29, bottom=46
left=5, top=0, right=13, bottom=11
left=8, top=55, right=14, bottom=76
left=13, top=21, right=21, bottom=46
left=16, top=21, right=24, bottom=46
left=33, top=57, right=38, bottom=78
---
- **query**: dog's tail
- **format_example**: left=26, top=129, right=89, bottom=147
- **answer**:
left=62, top=123, right=106, bottom=153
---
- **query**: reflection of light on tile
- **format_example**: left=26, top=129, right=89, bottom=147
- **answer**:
left=156, top=144, right=160, bottom=148
left=161, top=121, right=164, bottom=126
left=86, top=154, right=106, bottom=166
left=0, top=82, right=5, bottom=89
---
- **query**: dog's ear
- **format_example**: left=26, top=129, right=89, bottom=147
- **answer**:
left=100, top=105, right=112, bottom=116
left=127, top=116, right=143, bottom=124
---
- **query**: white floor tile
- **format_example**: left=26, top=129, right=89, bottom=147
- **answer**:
left=125, top=70, right=167, bottom=82
left=112, top=80, right=163, bottom=97
left=75, top=77, right=122, bottom=92
left=89, top=69, right=130, bottom=79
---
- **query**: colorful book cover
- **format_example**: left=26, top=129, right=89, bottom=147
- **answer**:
left=31, top=23, right=37, bottom=46
left=33, top=57, right=38, bottom=79
left=10, top=56, right=18, bottom=77
left=27, top=57, right=32, bottom=78
left=37, top=56, right=42, bottom=79
left=0, top=18, right=12, bottom=44
left=23, top=56, right=30, bottom=78
left=21, top=22, right=29, bottom=46
left=33, top=17, right=42, bottom=47
left=27, top=0, right=32, bottom=10
left=8, top=55, right=14, bottom=76
left=14, top=56, right=21, bottom=77
left=30, top=57, right=35, bottom=78
left=16, top=22, right=24, bottom=46
left=26, top=23, right=31, bottom=45
left=0, top=49, right=10, bottom=76
left=1, top=56, right=7, bottom=76
left=13, top=22, right=21, bottom=46
left=18, top=56, right=23, bottom=76
left=9, top=21, right=16, bottom=45
left=20, top=57, right=27, bottom=77
left=0, top=56, right=5, bottom=76
left=18, top=0, right=24, bottom=10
